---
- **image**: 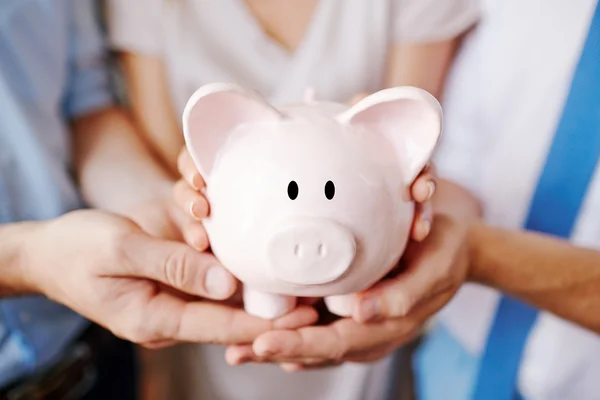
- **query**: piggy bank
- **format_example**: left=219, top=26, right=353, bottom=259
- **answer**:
left=183, top=83, right=442, bottom=319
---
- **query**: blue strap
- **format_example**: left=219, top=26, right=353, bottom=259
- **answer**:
left=472, top=3, right=600, bottom=399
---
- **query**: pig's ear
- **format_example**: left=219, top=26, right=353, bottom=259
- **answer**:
left=338, top=86, right=442, bottom=185
left=182, top=83, right=283, bottom=178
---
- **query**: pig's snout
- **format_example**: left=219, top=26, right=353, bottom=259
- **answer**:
left=267, top=218, right=356, bottom=285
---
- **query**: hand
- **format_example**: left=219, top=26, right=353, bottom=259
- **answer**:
left=226, top=215, right=470, bottom=370
left=23, top=210, right=318, bottom=348
left=173, top=147, right=437, bottom=247
left=227, top=181, right=479, bottom=370
left=172, top=149, right=211, bottom=251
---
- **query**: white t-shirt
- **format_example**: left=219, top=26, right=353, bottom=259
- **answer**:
left=107, top=0, right=479, bottom=111
left=106, top=1, right=478, bottom=399
left=434, top=0, right=600, bottom=399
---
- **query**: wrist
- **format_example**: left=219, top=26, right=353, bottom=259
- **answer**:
left=466, top=220, right=489, bottom=284
left=0, top=221, right=45, bottom=295
left=120, top=179, right=174, bottom=219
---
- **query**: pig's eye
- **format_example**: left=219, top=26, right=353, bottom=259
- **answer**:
left=324, top=181, right=335, bottom=200
left=288, top=181, right=299, bottom=200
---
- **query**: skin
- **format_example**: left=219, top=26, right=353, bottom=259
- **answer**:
left=232, top=189, right=600, bottom=370
left=118, top=0, right=600, bottom=378
left=227, top=179, right=478, bottom=370
left=0, top=107, right=319, bottom=355
left=72, top=106, right=321, bottom=400
left=115, top=0, right=460, bottom=176
left=177, top=153, right=471, bottom=370
left=111, top=0, right=465, bottom=390
left=469, top=221, right=600, bottom=334
left=178, top=159, right=600, bottom=371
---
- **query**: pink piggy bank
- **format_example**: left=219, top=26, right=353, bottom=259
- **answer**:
left=183, top=83, right=442, bottom=319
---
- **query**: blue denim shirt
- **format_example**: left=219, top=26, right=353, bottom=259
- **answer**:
left=0, top=0, right=113, bottom=388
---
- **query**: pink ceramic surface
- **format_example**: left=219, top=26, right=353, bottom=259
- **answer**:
left=183, top=83, right=442, bottom=319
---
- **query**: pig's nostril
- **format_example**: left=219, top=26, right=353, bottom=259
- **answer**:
left=317, top=244, right=326, bottom=257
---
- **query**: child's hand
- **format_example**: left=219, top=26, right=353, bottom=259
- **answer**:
left=174, top=145, right=436, bottom=249
left=411, top=163, right=436, bottom=242
left=172, top=147, right=211, bottom=251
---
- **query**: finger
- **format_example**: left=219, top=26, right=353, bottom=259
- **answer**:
left=280, top=363, right=304, bottom=373
left=118, top=284, right=316, bottom=345
left=181, top=219, right=210, bottom=251
left=176, top=303, right=319, bottom=344
left=410, top=201, right=432, bottom=242
left=411, top=171, right=436, bottom=203
left=281, top=360, right=343, bottom=371
left=344, top=345, right=397, bottom=363
left=354, top=230, right=458, bottom=322
left=252, top=318, right=408, bottom=361
left=117, top=234, right=236, bottom=300
left=226, top=344, right=343, bottom=370
left=142, top=339, right=177, bottom=349
left=177, top=148, right=205, bottom=190
left=225, top=344, right=256, bottom=365
left=173, top=180, right=209, bottom=220
left=241, top=295, right=449, bottom=365
left=353, top=268, right=430, bottom=322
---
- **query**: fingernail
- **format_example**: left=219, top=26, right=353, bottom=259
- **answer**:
left=253, top=341, right=274, bottom=357
left=426, top=180, right=436, bottom=200
left=281, top=363, right=302, bottom=373
left=421, top=220, right=431, bottom=238
left=420, top=202, right=433, bottom=239
left=359, top=298, right=381, bottom=322
left=205, top=267, right=233, bottom=298
left=191, top=234, right=206, bottom=251
left=189, top=200, right=203, bottom=220
left=190, top=173, right=202, bottom=190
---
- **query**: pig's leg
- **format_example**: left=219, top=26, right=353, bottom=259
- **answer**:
left=324, top=294, right=355, bottom=317
left=244, top=287, right=297, bottom=319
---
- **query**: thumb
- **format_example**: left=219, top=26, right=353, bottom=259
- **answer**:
left=353, top=244, right=442, bottom=322
left=353, top=268, right=433, bottom=322
left=117, top=232, right=237, bottom=300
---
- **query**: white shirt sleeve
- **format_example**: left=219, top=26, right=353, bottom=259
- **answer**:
left=393, top=0, right=480, bottom=43
left=105, top=0, right=164, bottom=55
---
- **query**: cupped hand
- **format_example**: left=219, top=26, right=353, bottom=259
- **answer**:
left=225, top=209, right=472, bottom=370
left=24, top=210, right=318, bottom=349
left=226, top=180, right=480, bottom=370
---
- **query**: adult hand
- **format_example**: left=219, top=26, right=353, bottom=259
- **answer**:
left=22, top=210, right=318, bottom=349
left=226, top=180, right=479, bottom=370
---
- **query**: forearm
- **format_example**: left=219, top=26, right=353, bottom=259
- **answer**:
left=119, top=53, right=183, bottom=174
left=0, top=222, right=41, bottom=297
left=433, top=178, right=482, bottom=221
left=72, top=107, right=174, bottom=215
left=384, top=38, right=460, bottom=99
left=469, top=222, right=600, bottom=333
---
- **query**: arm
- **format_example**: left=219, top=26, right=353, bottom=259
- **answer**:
left=384, top=0, right=478, bottom=99
left=384, top=39, right=461, bottom=99
left=71, top=107, right=174, bottom=215
left=117, top=53, right=182, bottom=175
left=64, top=1, right=176, bottom=223
left=0, top=222, right=40, bottom=297
left=103, top=0, right=182, bottom=174
left=469, top=221, right=600, bottom=333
